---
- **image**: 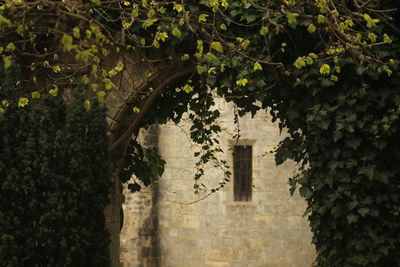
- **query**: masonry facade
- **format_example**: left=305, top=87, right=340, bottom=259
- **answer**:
left=120, top=99, right=315, bottom=267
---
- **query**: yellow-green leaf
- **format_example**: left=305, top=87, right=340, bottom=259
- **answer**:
left=18, top=98, right=29, bottom=108
left=0, top=15, right=11, bottom=26
left=172, top=27, right=181, bottom=38
left=5, top=43, right=15, bottom=52
left=198, top=14, right=208, bottom=23
left=115, top=61, right=124, bottom=72
left=2, top=100, right=9, bottom=107
left=320, top=64, right=331, bottom=75
left=174, top=4, right=183, bottom=12
left=211, top=41, right=223, bottom=53
left=253, top=62, right=262, bottom=71
left=97, top=91, right=106, bottom=102
left=368, top=32, right=377, bottom=43
left=236, top=78, right=248, bottom=86
left=287, top=13, right=299, bottom=25
left=103, top=78, right=113, bottom=90
left=293, top=57, right=306, bottom=69
left=147, top=8, right=155, bottom=18
left=61, top=34, right=74, bottom=52
left=3, top=55, right=11, bottom=69
left=205, top=52, right=217, bottom=62
left=183, top=84, right=193, bottom=93
left=84, top=100, right=91, bottom=111
left=196, top=65, right=205, bottom=74
left=330, top=75, right=338, bottom=81
left=156, top=32, right=168, bottom=42
left=73, top=27, right=80, bottom=38
left=241, top=40, right=250, bottom=49
left=49, top=87, right=58, bottom=96
left=181, top=54, right=189, bottom=61
left=260, top=26, right=269, bottom=36
left=82, top=75, right=90, bottom=85
left=142, top=18, right=158, bottom=29
left=317, top=15, right=326, bottom=24
left=383, top=34, right=392, bottom=44
left=307, top=24, right=316, bottom=33
left=153, top=40, right=160, bottom=48
left=31, top=91, right=41, bottom=99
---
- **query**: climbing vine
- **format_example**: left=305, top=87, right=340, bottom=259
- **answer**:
left=0, top=80, right=111, bottom=265
left=1, top=0, right=400, bottom=265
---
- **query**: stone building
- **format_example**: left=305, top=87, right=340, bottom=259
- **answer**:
left=120, top=98, right=315, bottom=267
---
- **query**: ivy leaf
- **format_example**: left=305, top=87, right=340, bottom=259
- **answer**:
left=61, top=34, right=74, bottom=52
left=347, top=214, right=359, bottom=225
left=260, top=26, right=269, bottom=36
left=236, top=78, right=248, bottom=86
left=307, top=24, right=316, bottom=33
left=205, top=52, right=217, bottom=62
left=18, top=98, right=29, bottom=108
left=320, top=64, right=331, bottom=75
left=172, top=27, right=181, bottom=38
left=31, top=91, right=41, bottom=99
left=345, top=138, right=361, bottom=150
left=2, top=55, right=12, bottom=69
left=293, top=57, right=306, bottom=69
left=142, top=18, right=158, bottom=29
left=84, top=100, right=91, bottom=111
left=320, top=78, right=334, bottom=87
left=299, top=186, right=312, bottom=198
left=97, top=91, right=106, bottom=102
left=287, top=13, right=299, bottom=25
left=211, top=41, right=223, bottom=53
left=5, top=42, right=15, bottom=52
left=198, top=14, right=208, bottom=23
left=243, top=13, right=258, bottom=23
left=358, top=207, right=369, bottom=217
left=368, top=32, right=377, bottom=43
left=183, top=84, right=193, bottom=93
left=253, top=62, right=262, bottom=71
left=317, top=15, right=326, bottom=24
left=174, top=3, right=183, bottom=12
left=383, top=34, right=392, bottom=44
left=358, top=165, right=375, bottom=180
left=379, top=247, right=389, bottom=256
left=349, top=200, right=359, bottom=210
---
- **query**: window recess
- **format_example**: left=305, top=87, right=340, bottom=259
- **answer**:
left=233, top=145, right=252, bottom=201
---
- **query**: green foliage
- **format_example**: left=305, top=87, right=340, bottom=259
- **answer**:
left=274, top=71, right=400, bottom=265
left=0, top=90, right=111, bottom=265
left=118, top=139, right=166, bottom=192
left=1, top=0, right=400, bottom=265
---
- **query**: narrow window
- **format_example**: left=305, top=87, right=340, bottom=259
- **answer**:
left=233, top=145, right=252, bottom=201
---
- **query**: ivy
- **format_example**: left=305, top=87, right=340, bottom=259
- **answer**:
left=0, top=90, right=111, bottom=265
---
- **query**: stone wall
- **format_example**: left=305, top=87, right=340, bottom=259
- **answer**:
left=121, top=99, right=315, bottom=266
left=120, top=125, right=160, bottom=267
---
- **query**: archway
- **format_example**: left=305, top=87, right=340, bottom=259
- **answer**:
left=104, top=54, right=193, bottom=266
